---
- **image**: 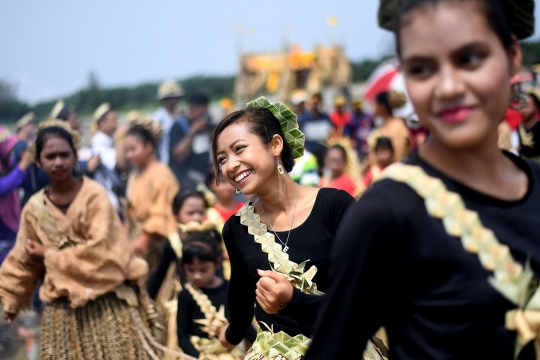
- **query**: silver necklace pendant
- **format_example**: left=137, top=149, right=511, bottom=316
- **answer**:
left=283, top=245, right=289, bottom=253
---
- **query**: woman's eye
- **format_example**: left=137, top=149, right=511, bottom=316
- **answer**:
left=407, top=64, right=433, bottom=78
left=234, top=145, right=245, bottom=152
left=460, top=52, right=485, bottom=68
left=218, top=156, right=226, bottom=164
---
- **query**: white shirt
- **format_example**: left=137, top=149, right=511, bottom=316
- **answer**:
left=153, top=107, right=178, bottom=164
left=91, top=130, right=119, bottom=210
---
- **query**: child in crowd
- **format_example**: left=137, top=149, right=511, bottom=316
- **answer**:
left=207, top=172, right=244, bottom=229
left=319, top=144, right=357, bottom=197
left=176, top=231, right=256, bottom=359
left=362, top=137, right=395, bottom=188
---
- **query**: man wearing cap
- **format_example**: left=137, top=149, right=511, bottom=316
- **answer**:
left=154, top=81, right=183, bottom=164
left=169, top=93, right=213, bottom=189
left=329, top=96, right=353, bottom=133
left=91, top=103, right=124, bottom=212
left=343, top=99, right=374, bottom=161
left=15, top=112, right=35, bottom=142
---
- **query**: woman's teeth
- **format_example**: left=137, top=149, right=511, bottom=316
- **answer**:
left=235, top=170, right=252, bottom=183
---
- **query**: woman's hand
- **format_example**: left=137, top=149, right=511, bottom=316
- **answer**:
left=256, top=270, right=294, bottom=314
left=219, top=325, right=236, bottom=352
left=131, top=233, right=151, bottom=256
left=25, top=240, right=44, bottom=258
left=3, top=311, right=16, bottom=323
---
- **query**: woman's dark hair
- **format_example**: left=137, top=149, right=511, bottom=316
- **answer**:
left=182, top=231, right=222, bottom=265
left=125, top=125, right=157, bottom=152
left=211, top=107, right=295, bottom=184
left=35, top=126, right=77, bottom=160
left=172, top=188, right=208, bottom=214
left=329, top=145, right=348, bottom=163
left=528, top=93, right=540, bottom=111
left=395, top=0, right=513, bottom=55
left=375, top=136, right=395, bottom=153
left=376, top=92, right=393, bottom=115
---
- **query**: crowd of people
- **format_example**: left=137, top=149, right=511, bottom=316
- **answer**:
left=1, top=0, right=540, bottom=359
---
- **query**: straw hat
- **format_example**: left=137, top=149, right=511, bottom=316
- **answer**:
left=16, top=112, right=36, bottom=130
left=334, top=96, right=346, bottom=106
left=156, top=81, right=184, bottom=100
left=93, top=103, right=112, bottom=123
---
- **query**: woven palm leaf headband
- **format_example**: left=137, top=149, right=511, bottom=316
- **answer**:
left=28, top=119, right=82, bottom=160
left=246, top=96, right=305, bottom=159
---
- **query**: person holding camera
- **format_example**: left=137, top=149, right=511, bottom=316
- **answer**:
left=169, top=93, right=214, bottom=189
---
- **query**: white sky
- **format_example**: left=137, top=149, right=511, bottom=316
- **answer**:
left=1, top=0, right=539, bottom=104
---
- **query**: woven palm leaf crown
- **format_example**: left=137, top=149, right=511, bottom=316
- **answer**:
left=246, top=96, right=305, bottom=160
left=28, top=119, right=82, bottom=160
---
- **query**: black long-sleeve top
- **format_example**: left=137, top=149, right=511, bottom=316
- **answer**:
left=306, top=151, right=540, bottom=360
left=176, top=280, right=256, bottom=357
left=223, top=188, right=354, bottom=345
left=519, top=122, right=540, bottom=159
left=147, top=239, right=179, bottom=299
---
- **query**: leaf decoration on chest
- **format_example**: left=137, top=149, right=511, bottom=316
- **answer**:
left=379, top=163, right=540, bottom=359
left=236, top=202, right=323, bottom=295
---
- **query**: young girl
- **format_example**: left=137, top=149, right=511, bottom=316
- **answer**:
left=148, top=188, right=210, bottom=300
left=319, top=145, right=357, bottom=197
left=213, top=97, right=385, bottom=359
left=0, top=120, right=167, bottom=359
left=307, top=1, right=540, bottom=359
left=125, top=117, right=179, bottom=274
left=362, top=136, right=395, bottom=188
left=207, top=171, right=244, bottom=228
left=177, top=231, right=256, bottom=359
left=369, top=90, right=412, bottom=162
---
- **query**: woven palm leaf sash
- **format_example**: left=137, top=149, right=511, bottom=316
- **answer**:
left=236, top=202, right=323, bottom=295
left=379, top=163, right=540, bottom=358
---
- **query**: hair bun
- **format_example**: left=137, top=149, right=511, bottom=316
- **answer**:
left=129, top=115, right=163, bottom=142
left=388, top=90, right=407, bottom=110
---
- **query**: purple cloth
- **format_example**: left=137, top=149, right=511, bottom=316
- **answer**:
left=0, top=127, right=25, bottom=232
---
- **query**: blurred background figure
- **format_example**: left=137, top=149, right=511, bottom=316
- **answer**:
left=369, top=90, right=411, bottom=162
left=298, top=93, right=333, bottom=175
left=518, top=90, right=540, bottom=161
left=319, top=144, right=356, bottom=197
left=169, top=93, right=214, bottom=189
left=91, top=102, right=125, bottom=213
left=362, top=136, right=394, bottom=188
left=343, top=98, right=374, bottom=161
left=15, top=112, right=35, bottom=143
left=50, top=99, right=81, bottom=134
left=154, top=81, right=184, bottom=164
left=329, top=95, right=352, bottom=135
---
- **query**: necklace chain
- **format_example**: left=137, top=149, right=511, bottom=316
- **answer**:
left=260, top=184, right=299, bottom=253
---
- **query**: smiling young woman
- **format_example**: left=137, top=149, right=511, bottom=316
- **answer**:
left=211, top=98, right=385, bottom=358
left=306, top=1, right=540, bottom=359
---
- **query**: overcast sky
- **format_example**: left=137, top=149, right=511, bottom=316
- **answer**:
left=2, top=1, right=540, bottom=104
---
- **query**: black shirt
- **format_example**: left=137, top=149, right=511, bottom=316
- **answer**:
left=223, top=188, right=354, bottom=345
left=306, top=151, right=540, bottom=360
left=519, top=121, right=540, bottom=159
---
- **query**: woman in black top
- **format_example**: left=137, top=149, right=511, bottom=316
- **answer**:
left=307, top=1, right=540, bottom=359
left=212, top=98, right=358, bottom=359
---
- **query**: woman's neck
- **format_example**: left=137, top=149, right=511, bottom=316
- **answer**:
left=419, top=134, right=527, bottom=200
left=256, top=175, right=298, bottom=214
left=202, top=275, right=223, bottom=289
left=217, top=198, right=236, bottom=209
left=138, top=155, right=157, bottom=172
left=50, top=176, right=80, bottom=195
left=331, top=171, right=344, bottom=180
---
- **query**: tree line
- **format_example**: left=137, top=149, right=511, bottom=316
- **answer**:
left=2, top=39, right=540, bottom=124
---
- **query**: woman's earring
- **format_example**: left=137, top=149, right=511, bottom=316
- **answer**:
left=236, top=188, right=241, bottom=194
left=276, top=158, right=284, bottom=175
